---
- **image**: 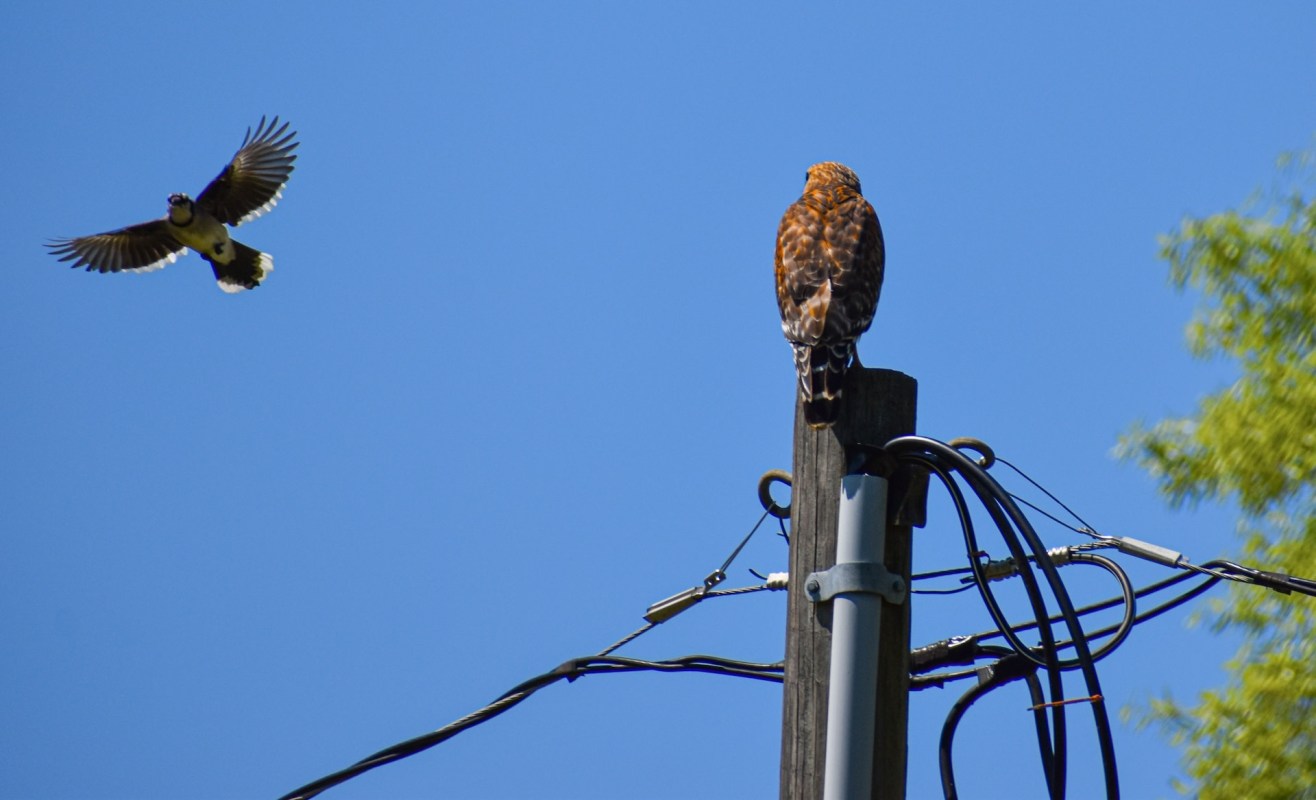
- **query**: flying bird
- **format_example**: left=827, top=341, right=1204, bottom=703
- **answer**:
left=775, top=162, right=885, bottom=428
left=47, top=116, right=299, bottom=293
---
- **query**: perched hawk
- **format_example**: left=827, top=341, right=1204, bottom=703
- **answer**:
left=775, top=162, right=885, bottom=428
left=48, top=116, right=299, bottom=293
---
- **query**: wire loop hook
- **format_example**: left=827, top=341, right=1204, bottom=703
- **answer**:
left=758, top=470, right=792, bottom=519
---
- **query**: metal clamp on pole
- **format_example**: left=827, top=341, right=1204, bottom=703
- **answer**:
left=805, top=562, right=907, bottom=605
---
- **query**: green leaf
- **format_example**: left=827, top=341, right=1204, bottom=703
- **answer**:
left=1125, top=145, right=1316, bottom=797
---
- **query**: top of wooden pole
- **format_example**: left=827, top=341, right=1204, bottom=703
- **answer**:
left=780, top=367, right=921, bottom=800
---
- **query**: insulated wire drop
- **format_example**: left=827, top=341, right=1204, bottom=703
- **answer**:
left=278, top=437, right=1316, bottom=799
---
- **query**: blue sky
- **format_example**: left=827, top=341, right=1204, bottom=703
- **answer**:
left=3, top=2, right=1315, bottom=798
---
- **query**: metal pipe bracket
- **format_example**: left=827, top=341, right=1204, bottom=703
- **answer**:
left=804, top=562, right=907, bottom=605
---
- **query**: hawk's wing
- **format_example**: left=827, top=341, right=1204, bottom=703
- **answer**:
left=822, top=194, right=884, bottom=342
left=47, top=218, right=185, bottom=274
left=775, top=192, right=884, bottom=345
left=776, top=197, right=827, bottom=345
left=196, top=116, right=299, bottom=226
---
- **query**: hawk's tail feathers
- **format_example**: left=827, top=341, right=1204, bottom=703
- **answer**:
left=792, top=341, right=853, bottom=429
left=209, top=240, right=273, bottom=294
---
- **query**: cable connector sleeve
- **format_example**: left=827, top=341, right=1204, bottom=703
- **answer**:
left=1111, top=536, right=1184, bottom=568
left=975, top=652, right=1036, bottom=688
left=910, top=636, right=979, bottom=674
left=763, top=572, right=789, bottom=589
left=979, top=557, right=1019, bottom=582
left=979, top=546, right=1076, bottom=583
left=1252, top=570, right=1295, bottom=595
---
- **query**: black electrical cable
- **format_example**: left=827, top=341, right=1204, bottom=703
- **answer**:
left=976, top=564, right=1222, bottom=652
left=914, top=515, right=1316, bottom=800
left=919, top=542, right=1316, bottom=799
left=980, top=455, right=1316, bottom=601
left=912, top=567, right=1223, bottom=693
left=1060, top=552, right=1136, bottom=663
left=918, top=439, right=1100, bottom=669
left=891, top=441, right=1072, bottom=799
left=936, top=547, right=1138, bottom=669
left=905, top=454, right=1070, bottom=796
left=1210, top=559, right=1316, bottom=597
left=576, top=654, right=784, bottom=682
left=937, top=439, right=1119, bottom=800
left=913, top=583, right=978, bottom=596
left=912, top=562, right=985, bottom=594
left=282, top=492, right=799, bottom=800
left=889, top=436, right=1120, bottom=800
left=914, top=564, right=980, bottom=582
left=953, top=549, right=1138, bottom=665
left=278, top=654, right=783, bottom=800
left=934, top=548, right=1137, bottom=663
left=919, top=574, right=1211, bottom=793
left=906, top=453, right=1061, bottom=670
left=282, top=445, right=1307, bottom=800
left=937, top=647, right=1051, bottom=800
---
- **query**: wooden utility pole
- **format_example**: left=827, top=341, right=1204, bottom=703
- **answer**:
left=780, top=367, right=920, bottom=800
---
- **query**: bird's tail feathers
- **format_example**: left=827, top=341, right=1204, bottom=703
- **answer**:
left=211, top=241, right=273, bottom=294
left=792, top=341, right=853, bottom=428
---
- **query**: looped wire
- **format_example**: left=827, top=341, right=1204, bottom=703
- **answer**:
left=948, top=437, right=996, bottom=469
left=758, top=470, right=792, bottom=519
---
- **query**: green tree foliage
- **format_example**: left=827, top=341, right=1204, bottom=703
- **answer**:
left=1120, top=153, right=1316, bottom=798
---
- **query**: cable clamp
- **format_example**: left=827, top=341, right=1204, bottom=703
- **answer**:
left=643, top=569, right=726, bottom=624
left=644, top=586, right=705, bottom=623
left=804, top=562, right=906, bottom=605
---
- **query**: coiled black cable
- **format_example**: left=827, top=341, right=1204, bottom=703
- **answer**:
left=887, top=436, right=1120, bottom=799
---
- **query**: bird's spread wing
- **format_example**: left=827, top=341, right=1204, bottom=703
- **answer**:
left=47, top=219, right=185, bottom=274
left=196, top=116, right=299, bottom=226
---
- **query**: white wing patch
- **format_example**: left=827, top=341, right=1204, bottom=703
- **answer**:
left=233, top=188, right=284, bottom=227
left=124, top=249, right=183, bottom=274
